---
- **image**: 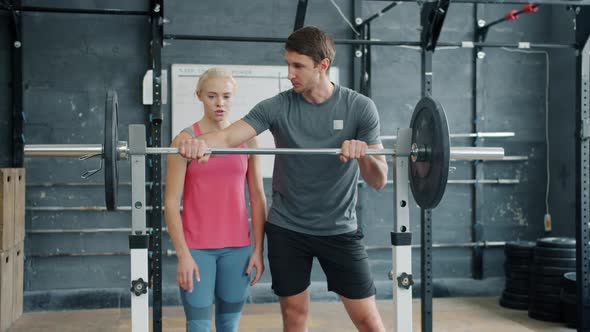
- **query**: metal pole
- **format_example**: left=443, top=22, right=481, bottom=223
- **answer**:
left=148, top=1, right=164, bottom=329
left=129, top=125, right=149, bottom=332
left=420, top=22, right=434, bottom=331
left=10, top=2, right=24, bottom=167
left=472, top=3, right=485, bottom=280
left=392, top=128, right=413, bottom=332
left=352, top=0, right=362, bottom=93
left=576, top=30, right=590, bottom=332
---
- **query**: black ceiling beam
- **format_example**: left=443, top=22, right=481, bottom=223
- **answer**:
left=293, top=0, right=308, bottom=31
left=421, top=0, right=450, bottom=51
left=356, top=1, right=399, bottom=28
left=164, top=34, right=576, bottom=49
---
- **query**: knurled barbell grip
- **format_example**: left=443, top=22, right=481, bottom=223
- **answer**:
left=145, top=146, right=505, bottom=160
left=145, top=147, right=396, bottom=156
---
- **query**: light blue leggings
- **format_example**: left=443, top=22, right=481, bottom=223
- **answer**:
left=180, top=246, right=251, bottom=332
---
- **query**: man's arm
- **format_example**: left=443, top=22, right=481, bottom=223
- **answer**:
left=340, top=140, right=388, bottom=190
left=178, top=120, right=257, bottom=162
left=358, top=143, right=388, bottom=190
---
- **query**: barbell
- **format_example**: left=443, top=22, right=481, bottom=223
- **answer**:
left=24, top=90, right=505, bottom=211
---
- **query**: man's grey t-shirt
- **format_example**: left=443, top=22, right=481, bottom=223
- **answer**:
left=242, top=84, right=381, bottom=236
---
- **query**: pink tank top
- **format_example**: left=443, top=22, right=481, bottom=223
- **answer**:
left=182, top=122, right=251, bottom=249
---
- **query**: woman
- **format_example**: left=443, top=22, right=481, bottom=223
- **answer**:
left=165, top=68, right=266, bottom=332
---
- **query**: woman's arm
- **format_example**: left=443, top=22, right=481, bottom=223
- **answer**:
left=244, top=136, right=267, bottom=286
left=165, top=132, right=200, bottom=291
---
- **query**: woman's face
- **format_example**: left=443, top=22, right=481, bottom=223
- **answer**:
left=198, top=77, right=235, bottom=122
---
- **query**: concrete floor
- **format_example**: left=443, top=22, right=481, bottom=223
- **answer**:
left=7, top=297, right=571, bottom=332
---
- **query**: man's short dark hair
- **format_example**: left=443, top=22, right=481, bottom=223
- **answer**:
left=285, top=26, right=336, bottom=68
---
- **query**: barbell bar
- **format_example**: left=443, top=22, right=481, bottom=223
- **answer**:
left=24, top=144, right=504, bottom=160
left=23, top=90, right=506, bottom=211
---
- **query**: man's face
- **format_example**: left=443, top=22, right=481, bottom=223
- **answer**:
left=285, top=50, right=322, bottom=94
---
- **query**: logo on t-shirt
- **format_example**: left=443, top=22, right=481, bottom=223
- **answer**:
left=333, top=120, right=344, bottom=130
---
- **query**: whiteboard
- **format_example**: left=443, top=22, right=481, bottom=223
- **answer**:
left=171, top=64, right=340, bottom=178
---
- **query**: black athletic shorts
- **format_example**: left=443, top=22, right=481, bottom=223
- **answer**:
left=265, top=222, right=376, bottom=299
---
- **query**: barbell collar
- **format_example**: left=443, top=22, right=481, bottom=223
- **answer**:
left=117, top=141, right=129, bottom=160
left=450, top=147, right=505, bottom=161
left=23, top=142, right=129, bottom=160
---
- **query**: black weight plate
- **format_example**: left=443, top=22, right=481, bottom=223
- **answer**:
left=563, top=271, right=576, bottom=284
left=409, top=97, right=450, bottom=209
left=105, top=90, right=119, bottom=211
left=504, top=248, right=534, bottom=259
left=499, top=297, right=528, bottom=310
left=505, top=282, right=530, bottom=294
left=505, top=286, right=530, bottom=295
left=560, top=293, right=576, bottom=304
left=537, top=237, right=575, bottom=249
left=531, top=284, right=561, bottom=293
left=562, top=302, right=577, bottom=328
left=532, top=264, right=573, bottom=276
left=505, top=270, right=531, bottom=280
left=502, top=290, right=529, bottom=303
left=534, top=257, right=576, bottom=268
left=562, top=272, right=576, bottom=293
left=528, top=309, right=563, bottom=323
left=505, top=257, right=533, bottom=266
left=506, top=273, right=531, bottom=285
left=530, top=283, right=561, bottom=295
left=534, top=246, right=576, bottom=259
left=532, top=273, right=562, bottom=283
left=505, top=278, right=530, bottom=292
left=530, top=293, right=561, bottom=304
left=529, top=300, right=561, bottom=311
left=504, top=263, right=531, bottom=273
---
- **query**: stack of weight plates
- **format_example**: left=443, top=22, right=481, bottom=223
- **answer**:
left=529, top=237, right=576, bottom=322
left=561, top=272, right=576, bottom=328
left=500, top=241, right=535, bottom=310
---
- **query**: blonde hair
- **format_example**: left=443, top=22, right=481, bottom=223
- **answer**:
left=195, top=68, right=237, bottom=97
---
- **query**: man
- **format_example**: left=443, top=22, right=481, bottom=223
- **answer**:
left=178, top=26, right=388, bottom=332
